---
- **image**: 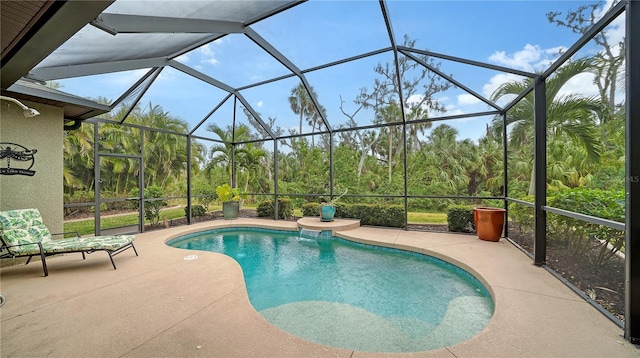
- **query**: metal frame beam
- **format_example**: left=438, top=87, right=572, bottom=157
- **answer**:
left=245, top=27, right=332, bottom=133
left=401, top=49, right=503, bottom=111
left=91, top=13, right=245, bottom=34
left=30, top=57, right=169, bottom=81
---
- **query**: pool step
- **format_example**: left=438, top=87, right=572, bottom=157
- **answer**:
left=297, top=217, right=360, bottom=235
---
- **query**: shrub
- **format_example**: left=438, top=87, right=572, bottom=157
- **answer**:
left=193, top=183, right=217, bottom=210
left=302, top=202, right=321, bottom=217
left=131, top=185, right=168, bottom=225
left=447, top=205, right=475, bottom=232
left=257, top=198, right=294, bottom=219
left=185, top=205, right=206, bottom=217
left=302, top=202, right=404, bottom=228
left=508, top=196, right=534, bottom=235
left=547, top=188, right=624, bottom=266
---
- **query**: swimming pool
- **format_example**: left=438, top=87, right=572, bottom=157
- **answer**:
left=167, top=227, right=494, bottom=352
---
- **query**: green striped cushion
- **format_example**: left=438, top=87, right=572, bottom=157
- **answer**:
left=41, top=235, right=135, bottom=254
left=0, top=209, right=51, bottom=254
left=1, top=209, right=135, bottom=256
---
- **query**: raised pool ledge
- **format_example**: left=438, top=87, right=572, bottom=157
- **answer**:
left=297, top=217, right=360, bottom=234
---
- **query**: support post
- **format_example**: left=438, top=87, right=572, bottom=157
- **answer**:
left=533, top=77, right=547, bottom=266
left=186, top=136, right=192, bottom=225
left=625, top=0, right=640, bottom=344
left=93, top=122, right=101, bottom=236
left=274, top=140, right=279, bottom=220
left=502, top=112, right=509, bottom=237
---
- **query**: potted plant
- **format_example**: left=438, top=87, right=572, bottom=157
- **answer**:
left=216, top=184, right=246, bottom=220
left=320, top=188, right=348, bottom=222
left=473, top=206, right=506, bottom=242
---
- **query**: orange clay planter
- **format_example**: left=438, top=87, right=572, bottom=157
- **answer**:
left=473, top=207, right=506, bottom=242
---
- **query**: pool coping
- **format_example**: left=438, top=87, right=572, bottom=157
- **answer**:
left=1, top=218, right=638, bottom=357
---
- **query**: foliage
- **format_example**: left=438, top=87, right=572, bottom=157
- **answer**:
left=193, top=182, right=217, bottom=210
left=130, top=185, right=168, bottom=225
left=256, top=199, right=294, bottom=219
left=547, top=188, right=624, bottom=266
left=338, top=203, right=405, bottom=228
left=323, top=188, right=348, bottom=206
left=185, top=205, right=207, bottom=217
left=302, top=201, right=404, bottom=228
left=63, top=103, right=206, bottom=199
left=447, top=205, right=475, bottom=233
left=508, top=196, right=535, bottom=235
left=63, top=191, right=97, bottom=216
left=302, top=203, right=321, bottom=217
left=215, top=184, right=246, bottom=202
left=64, top=206, right=190, bottom=236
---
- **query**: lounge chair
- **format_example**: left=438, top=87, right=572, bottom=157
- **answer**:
left=0, top=208, right=138, bottom=276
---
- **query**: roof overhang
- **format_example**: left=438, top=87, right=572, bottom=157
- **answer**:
left=1, top=0, right=113, bottom=89
left=3, top=79, right=110, bottom=121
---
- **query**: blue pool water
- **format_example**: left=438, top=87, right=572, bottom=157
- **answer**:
left=167, top=228, right=494, bottom=352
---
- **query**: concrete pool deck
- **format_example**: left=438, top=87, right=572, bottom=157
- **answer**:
left=1, top=218, right=638, bottom=357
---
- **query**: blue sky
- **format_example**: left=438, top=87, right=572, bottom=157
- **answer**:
left=54, top=0, right=623, bottom=143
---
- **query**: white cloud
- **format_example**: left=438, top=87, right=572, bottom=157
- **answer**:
left=557, top=72, right=598, bottom=98
left=457, top=93, right=481, bottom=106
left=200, top=44, right=215, bottom=56
left=174, top=53, right=190, bottom=64
left=199, top=44, right=219, bottom=66
left=489, top=44, right=565, bottom=72
left=204, top=57, right=219, bottom=65
left=481, top=73, right=523, bottom=104
left=257, top=100, right=264, bottom=107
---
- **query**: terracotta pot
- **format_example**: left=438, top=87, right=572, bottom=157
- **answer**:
left=473, top=207, right=505, bottom=242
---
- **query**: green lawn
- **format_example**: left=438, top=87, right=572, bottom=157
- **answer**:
left=407, top=212, right=447, bottom=224
left=65, top=206, right=448, bottom=235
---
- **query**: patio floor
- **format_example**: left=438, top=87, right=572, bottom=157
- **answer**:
left=1, top=218, right=638, bottom=357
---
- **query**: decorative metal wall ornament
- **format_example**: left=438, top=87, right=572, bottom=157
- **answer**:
left=0, top=142, right=37, bottom=176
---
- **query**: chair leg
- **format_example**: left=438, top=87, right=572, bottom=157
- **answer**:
left=25, top=256, right=33, bottom=265
left=131, top=242, right=139, bottom=256
left=38, top=244, right=48, bottom=277
left=108, top=253, right=117, bottom=270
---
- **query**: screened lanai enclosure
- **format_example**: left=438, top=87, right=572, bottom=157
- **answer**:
left=2, top=0, right=639, bottom=345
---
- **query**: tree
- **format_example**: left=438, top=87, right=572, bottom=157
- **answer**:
left=236, top=143, right=268, bottom=196
left=491, top=58, right=603, bottom=195
left=547, top=1, right=624, bottom=111
left=354, top=35, right=453, bottom=183
left=205, top=123, right=252, bottom=186
left=289, top=83, right=316, bottom=137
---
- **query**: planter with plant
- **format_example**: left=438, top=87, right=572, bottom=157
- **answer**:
left=215, top=184, right=246, bottom=220
left=320, top=188, right=348, bottom=222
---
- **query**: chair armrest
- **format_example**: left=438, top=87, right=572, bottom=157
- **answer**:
left=1, top=241, right=44, bottom=252
left=51, top=231, right=81, bottom=239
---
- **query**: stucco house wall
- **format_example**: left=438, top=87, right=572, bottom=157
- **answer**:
left=0, top=99, right=63, bottom=234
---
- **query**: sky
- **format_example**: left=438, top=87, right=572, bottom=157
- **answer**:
left=52, top=0, right=624, bottom=144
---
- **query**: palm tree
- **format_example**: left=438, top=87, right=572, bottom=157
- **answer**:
left=288, top=83, right=316, bottom=137
left=236, top=143, right=268, bottom=195
left=490, top=57, right=603, bottom=195
left=423, top=124, right=473, bottom=194
left=205, top=123, right=252, bottom=186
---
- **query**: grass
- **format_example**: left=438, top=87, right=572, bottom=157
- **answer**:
left=65, top=206, right=448, bottom=235
left=65, top=206, right=207, bottom=236
left=407, top=212, right=447, bottom=224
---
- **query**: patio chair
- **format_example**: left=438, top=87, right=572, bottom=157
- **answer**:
left=0, top=208, right=138, bottom=276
